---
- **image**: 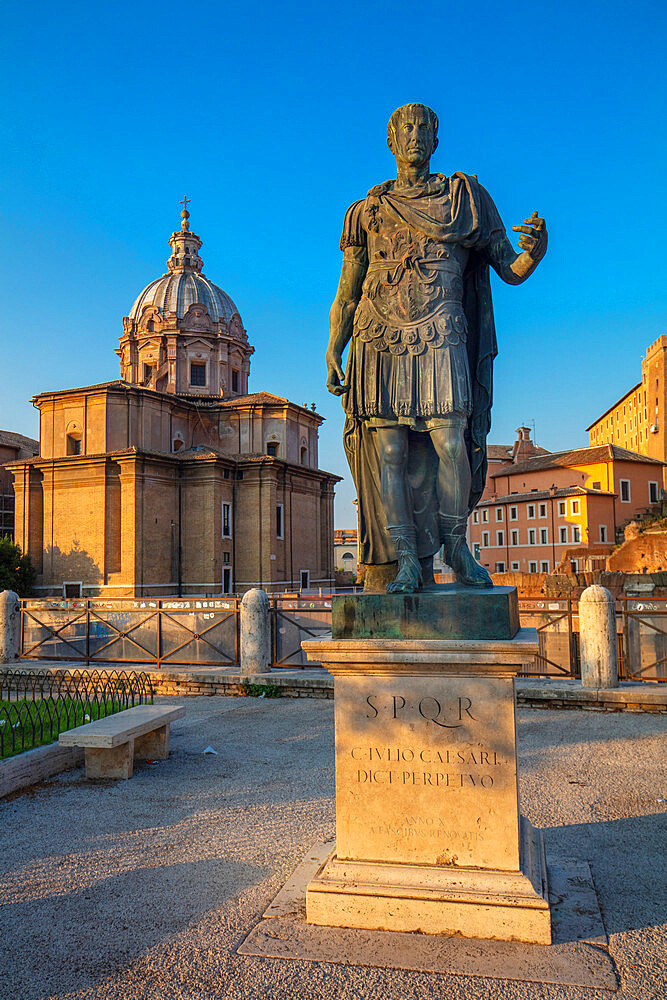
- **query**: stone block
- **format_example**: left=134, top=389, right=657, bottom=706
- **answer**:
left=332, top=585, right=519, bottom=641
left=333, top=669, right=520, bottom=869
left=84, top=740, right=134, bottom=779
left=134, top=724, right=169, bottom=760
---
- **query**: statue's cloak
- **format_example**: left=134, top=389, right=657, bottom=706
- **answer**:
left=342, top=172, right=503, bottom=565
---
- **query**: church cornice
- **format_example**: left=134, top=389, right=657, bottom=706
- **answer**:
left=7, top=446, right=340, bottom=485
left=29, top=381, right=318, bottom=421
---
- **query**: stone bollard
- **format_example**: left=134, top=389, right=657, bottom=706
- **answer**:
left=0, top=590, right=21, bottom=663
left=240, top=588, right=271, bottom=674
left=578, top=585, right=619, bottom=688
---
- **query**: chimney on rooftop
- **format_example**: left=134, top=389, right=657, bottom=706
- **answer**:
left=512, top=426, right=540, bottom=463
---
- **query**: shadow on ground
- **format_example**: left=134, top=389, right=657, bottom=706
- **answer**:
left=0, top=858, right=266, bottom=999
left=546, top=813, right=667, bottom=938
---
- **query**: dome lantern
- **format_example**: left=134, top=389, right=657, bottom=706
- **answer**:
left=166, top=196, right=204, bottom=274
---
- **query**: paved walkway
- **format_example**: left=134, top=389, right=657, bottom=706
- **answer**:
left=1, top=698, right=665, bottom=1000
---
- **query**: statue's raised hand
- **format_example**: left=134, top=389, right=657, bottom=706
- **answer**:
left=326, top=351, right=348, bottom=396
left=512, top=211, right=547, bottom=262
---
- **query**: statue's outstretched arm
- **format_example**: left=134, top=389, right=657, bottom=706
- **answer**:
left=487, top=211, right=547, bottom=285
left=326, top=250, right=367, bottom=396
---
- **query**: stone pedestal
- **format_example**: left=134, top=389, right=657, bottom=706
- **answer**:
left=302, top=601, right=550, bottom=944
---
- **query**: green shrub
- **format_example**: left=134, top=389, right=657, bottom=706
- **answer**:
left=0, top=537, right=36, bottom=596
left=238, top=680, right=282, bottom=698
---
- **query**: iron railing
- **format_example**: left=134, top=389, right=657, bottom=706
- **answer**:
left=0, top=667, right=154, bottom=759
left=20, top=598, right=239, bottom=668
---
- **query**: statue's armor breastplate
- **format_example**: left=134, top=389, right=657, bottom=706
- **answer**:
left=355, top=227, right=468, bottom=356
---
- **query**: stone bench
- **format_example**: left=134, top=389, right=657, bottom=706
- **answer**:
left=59, top=704, right=185, bottom=779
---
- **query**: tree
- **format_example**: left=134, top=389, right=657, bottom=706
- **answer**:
left=0, top=537, right=36, bottom=596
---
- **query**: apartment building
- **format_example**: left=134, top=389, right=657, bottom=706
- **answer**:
left=470, top=435, right=664, bottom=574
left=471, top=486, right=615, bottom=573
left=587, top=335, right=667, bottom=484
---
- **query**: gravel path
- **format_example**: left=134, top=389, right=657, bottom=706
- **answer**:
left=1, top=697, right=665, bottom=1000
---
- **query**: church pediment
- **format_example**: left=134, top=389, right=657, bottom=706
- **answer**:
left=183, top=337, right=213, bottom=352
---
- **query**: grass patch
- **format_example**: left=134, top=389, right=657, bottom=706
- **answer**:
left=0, top=698, right=124, bottom=760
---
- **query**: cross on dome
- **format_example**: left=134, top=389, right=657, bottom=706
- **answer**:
left=180, top=195, right=190, bottom=231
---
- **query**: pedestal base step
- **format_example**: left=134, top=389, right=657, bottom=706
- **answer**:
left=238, top=838, right=616, bottom=990
left=307, top=818, right=550, bottom=945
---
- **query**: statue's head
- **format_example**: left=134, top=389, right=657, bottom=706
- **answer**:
left=387, top=103, right=439, bottom=165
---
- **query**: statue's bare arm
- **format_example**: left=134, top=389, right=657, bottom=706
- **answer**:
left=326, top=250, right=368, bottom=395
left=487, top=211, right=548, bottom=285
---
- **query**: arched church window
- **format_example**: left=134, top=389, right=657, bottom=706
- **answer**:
left=231, top=370, right=239, bottom=393
left=300, top=445, right=308, bottom=465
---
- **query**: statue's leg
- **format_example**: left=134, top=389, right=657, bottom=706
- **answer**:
left=375, top=426, right=422, bottom=593
left=429, top=418, right=493, bottom=588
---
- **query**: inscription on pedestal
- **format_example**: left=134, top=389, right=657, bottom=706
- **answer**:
left=334, top=675, right=520, bottom=870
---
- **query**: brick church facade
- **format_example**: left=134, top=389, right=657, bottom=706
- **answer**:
left=8, top=207, right=339, bottom=597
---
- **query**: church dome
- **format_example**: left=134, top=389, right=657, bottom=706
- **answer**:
left=127, top=201, right=242, bottom=326
left=129, top=272, right=239, bottom=324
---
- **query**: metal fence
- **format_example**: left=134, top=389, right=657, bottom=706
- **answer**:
left=0, top=667, right=154, bottom=758
left=20, top=598, right=239, bottom=668
left=620, top=597, right=667, bottom=682
left=514, top=598, right=581, bottom=678
left=17, top=594, right=667, bottom=681
left=270, top=596, right=333, bottom=667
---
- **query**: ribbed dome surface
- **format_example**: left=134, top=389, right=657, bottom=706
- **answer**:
left=129, top=272, right=240, bottom=324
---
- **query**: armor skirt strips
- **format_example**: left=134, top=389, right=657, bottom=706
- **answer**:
left=345, top=335, right=472, bottom=422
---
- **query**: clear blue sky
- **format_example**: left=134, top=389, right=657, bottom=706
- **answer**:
left=2, top=0, right=666, bottom=527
